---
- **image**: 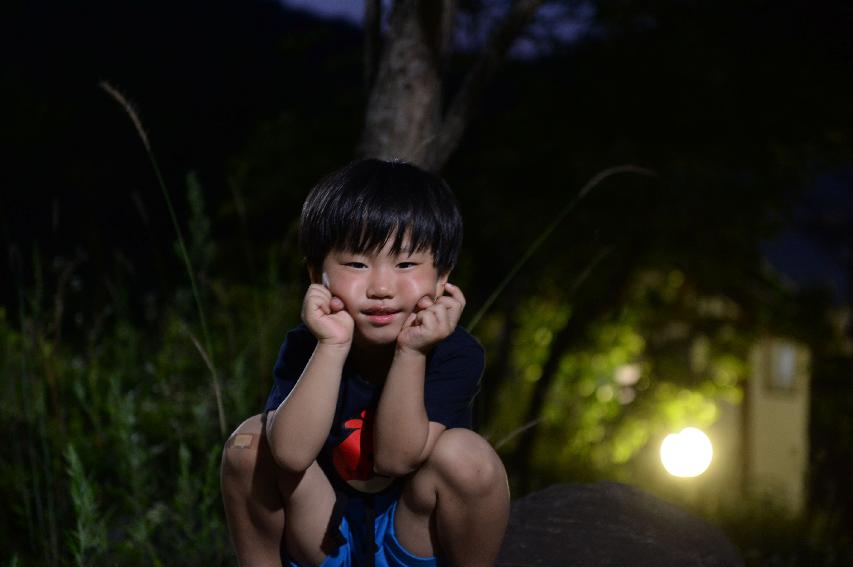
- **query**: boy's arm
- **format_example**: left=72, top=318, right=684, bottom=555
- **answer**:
left=373, top=284, right=464, bottom=476
left=373, top=349, right=447, bottom=476
left=266, top=284, right=353, bottom=473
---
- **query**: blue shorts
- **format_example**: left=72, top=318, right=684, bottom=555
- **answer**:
left=283, top=487, right=439, bottom=567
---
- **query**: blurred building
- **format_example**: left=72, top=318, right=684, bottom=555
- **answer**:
left=711, top=337, right=811, bottom=512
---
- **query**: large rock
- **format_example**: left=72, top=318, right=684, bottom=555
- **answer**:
left=496, top=482, right=742, bottom=566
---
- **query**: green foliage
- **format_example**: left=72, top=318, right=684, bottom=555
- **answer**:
left=65, top=444, right=106, bottom=566
left=1, top=237, right=302, bottom=564
left=484, top=268, right=749, bottom=487
left=185, top=171, right=216, bottom=277
left=485, top=295, right=571, bottom=443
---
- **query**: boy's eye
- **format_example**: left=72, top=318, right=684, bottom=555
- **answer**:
left=344, top=262, right=367, bottom=269
left=397, top=261, right=418, bottom=269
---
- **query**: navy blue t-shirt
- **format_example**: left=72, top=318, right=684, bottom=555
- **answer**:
left=264, top=325, right=484, bottom=495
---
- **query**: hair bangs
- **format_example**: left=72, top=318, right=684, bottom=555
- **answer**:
left=300, top=159, right=463, bottom=274
left=338, top=193, right=439, bottom=260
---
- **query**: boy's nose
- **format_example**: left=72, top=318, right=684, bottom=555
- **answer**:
left=367, top=282, right=393, bottom=299
left=367, top=271, right=394, bottom=299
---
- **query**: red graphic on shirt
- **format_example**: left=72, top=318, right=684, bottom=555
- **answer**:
left=332, top=408, right=375, bottom=481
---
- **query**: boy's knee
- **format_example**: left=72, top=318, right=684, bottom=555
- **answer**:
left=221, top=414, right=265, bottom=482
left=428, top=429, right=506, bottom=497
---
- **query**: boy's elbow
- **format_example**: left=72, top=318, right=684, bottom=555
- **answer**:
left=266, top=425, right=313, bottom=474
left=270, top=446, right=313, bottom=474
left=373, top=451, right=421, bottom=477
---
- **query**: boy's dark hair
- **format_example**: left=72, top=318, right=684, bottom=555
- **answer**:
left=299, top=159, right=463, bottom=275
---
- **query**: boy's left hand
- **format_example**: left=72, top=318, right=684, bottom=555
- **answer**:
left=397, top=283, right=465, bottom=354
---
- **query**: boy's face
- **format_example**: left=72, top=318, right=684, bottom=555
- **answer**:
left=311, top=237, right=449, bottom=346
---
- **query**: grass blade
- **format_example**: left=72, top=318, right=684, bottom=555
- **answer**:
left=99, top=81, right=226, bottom=437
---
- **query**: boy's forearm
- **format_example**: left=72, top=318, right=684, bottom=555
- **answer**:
left=266, top=343, right=348, bottom=472
left=373, top=348, right=430, bottom=476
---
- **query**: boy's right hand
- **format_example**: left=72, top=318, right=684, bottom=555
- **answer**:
left=301, top=284, right=354, bottom=347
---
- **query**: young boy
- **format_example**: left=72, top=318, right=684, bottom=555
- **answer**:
left=221, top=159, right=509, bottom=567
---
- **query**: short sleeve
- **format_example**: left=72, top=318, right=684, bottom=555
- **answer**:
left=264, top=326, right=317, bottom=413
left=423, top=329, right=484, bottom=429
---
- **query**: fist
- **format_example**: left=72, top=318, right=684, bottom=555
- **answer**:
left=301, top=283, right=354, bottom=347
left=397, top=283, right=466, bottom=354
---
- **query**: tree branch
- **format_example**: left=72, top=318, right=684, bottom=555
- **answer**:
left=428, top=0, right=546, bottom=171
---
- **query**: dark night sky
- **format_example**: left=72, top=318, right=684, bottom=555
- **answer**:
left=762, top=170, right=852, bottom=304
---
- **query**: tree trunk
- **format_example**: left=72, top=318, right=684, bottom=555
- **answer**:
left=357, top=0, right=544, bottom=172
left=357, top=0, right=450, bottom=169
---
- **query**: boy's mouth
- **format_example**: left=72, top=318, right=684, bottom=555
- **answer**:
left=362, top=307, right=401, bottom=325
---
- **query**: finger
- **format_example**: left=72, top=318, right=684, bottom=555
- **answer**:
left=329, top=296, right=345, bottom=312
left=434, top=297, right=462, bottom=329
left=434, top=296, right=460, bottom=310
left=416, top=295, right=435, bottom=311
left=442, top=284, right=465, bottom=308
left=403, top=312, right=417, bottom=328
left=317, top=299, right=331, bottom=315
left=305, top=287, right=332, bottom=315
left=442, top=282, right=466, bottom=307
left=433, top=302, right=450, bottom=329
left=305, top=292, right=331, bottom=315
left=419, top=307, right=440, bottom=329
left=307, top=284, right=332, bottom=302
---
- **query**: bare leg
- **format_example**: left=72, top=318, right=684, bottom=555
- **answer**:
left=394, top=428, right=510, bottom=566
left=221, top=414, right=337, bottom=566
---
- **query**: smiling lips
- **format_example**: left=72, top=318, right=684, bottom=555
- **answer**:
left=362, top=307, right=401, bottom=325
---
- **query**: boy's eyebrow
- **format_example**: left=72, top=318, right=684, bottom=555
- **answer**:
left=395, top=246, right=431, bottom=256
left=399, top=244, right=431, bottom=256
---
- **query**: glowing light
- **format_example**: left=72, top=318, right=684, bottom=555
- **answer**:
left=614, top=363, right=641, bottom=386
left=660, top=427, right=713, bottom=477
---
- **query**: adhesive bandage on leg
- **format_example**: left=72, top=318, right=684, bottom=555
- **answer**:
left=230, top=434, right=255, bottom=449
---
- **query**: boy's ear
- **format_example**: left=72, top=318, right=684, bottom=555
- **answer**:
left=435, top=270, right=450, bottom=298
left=307, top=266, right=321, bottom=285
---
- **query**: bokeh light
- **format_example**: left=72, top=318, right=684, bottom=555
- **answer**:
left=660, top=427, right=713, bottom=477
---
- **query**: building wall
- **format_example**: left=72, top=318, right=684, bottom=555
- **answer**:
left=745, top=337, right=810, bottom=512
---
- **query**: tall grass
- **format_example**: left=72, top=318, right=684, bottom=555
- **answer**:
left=2, top=85, right=304, bottom=561
left=65, top=444, right=106, bottom=566
left=100, top=81, right=227, bottom=438
left=2, top=237, right=303, bottom=564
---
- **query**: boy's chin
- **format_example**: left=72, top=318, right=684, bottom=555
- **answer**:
left=353, top=326, right=401, bottom=347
